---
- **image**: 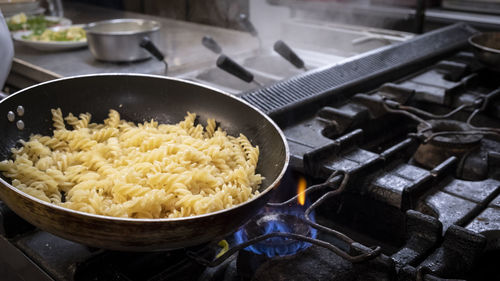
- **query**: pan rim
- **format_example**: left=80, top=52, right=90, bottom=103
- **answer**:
left=0, top=73, right=290, bottom=223
left=469, top=32, right=500, bottom=55
left=85, top=18, right=161, bottom=36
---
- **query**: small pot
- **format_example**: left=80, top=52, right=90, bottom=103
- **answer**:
left=469, top=32, right=500, bottom=71
left=86, top=19, right=161, bottom=62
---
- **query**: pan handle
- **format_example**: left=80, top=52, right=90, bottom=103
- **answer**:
left=140, top=37, right=168, bottom=72
left=237, top=13, right=258, bottom=37
left=216, top=54, right=254, bottom=83
left=273, top=40, right=307, bottom=70
left=202, top=35, right=222, bottom=54
left=237, top=13, right=262, bottom=50
left=216, top=55, right=264, bottom=87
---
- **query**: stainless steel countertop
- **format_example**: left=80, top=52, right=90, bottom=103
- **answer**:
left=8, top=2, right=258, bottom=89
left=7, top=2, right=415, bottom=94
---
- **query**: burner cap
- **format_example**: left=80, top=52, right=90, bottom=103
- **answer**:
left=414, top=119, right=482, bottom=169
left=245, top=212, right=312, bottom=239
left=418, top=119, right=482, bottom=147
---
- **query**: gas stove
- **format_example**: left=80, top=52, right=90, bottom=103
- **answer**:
left=1, top=23, right=500, bottom=281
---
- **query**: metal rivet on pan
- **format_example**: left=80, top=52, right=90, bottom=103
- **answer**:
left=17, top=105, right=25, bottom=116
left=7, top=111, right=15, bottom=122
left=16, top=120, right=24, bottom=130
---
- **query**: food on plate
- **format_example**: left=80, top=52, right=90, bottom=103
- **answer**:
left=7, top=13, right=60, bottom=33
left=0, top=109, right=262, bottom=219
left=23, top=26, right=86, bottom=42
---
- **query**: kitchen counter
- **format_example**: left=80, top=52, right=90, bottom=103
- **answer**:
left=7, top=2, right=258, bottom=89
left=6, top=2, right=415, bottom=94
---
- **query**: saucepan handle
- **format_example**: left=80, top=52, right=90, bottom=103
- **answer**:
left=202, top=35, right=222, bottom=54
left=140, top=37, right=168, bottom=72
left=273, top=40, right=306, bottom=70
left=216, top=54, right=254, bottom=83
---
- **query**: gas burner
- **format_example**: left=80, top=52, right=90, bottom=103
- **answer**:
left=414, top=119, right=482, bottom=169
left=190, top=171, right=381, bottom=280
left=233, top=176, right=318, bottom=258
left=235, top=214, right=317, bottom=281
left=419, top=119, right=482, bottom=146
left=234, top=210, right=317, bottom=257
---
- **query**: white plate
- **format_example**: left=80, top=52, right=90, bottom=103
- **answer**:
left=13, top=25, right=87, bottom=51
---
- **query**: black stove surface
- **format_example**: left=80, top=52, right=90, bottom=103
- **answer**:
left=1, top=23, right=500, bottom=281
left=272, top=49, right=500, bottom=281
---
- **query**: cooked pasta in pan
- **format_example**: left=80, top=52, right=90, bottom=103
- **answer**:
left=0, top=109, right=262, bottom=218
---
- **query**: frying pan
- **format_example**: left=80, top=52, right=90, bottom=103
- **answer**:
left=0, top=74, right=289, bottom=251
left=469, top=32, right=500, bottom=71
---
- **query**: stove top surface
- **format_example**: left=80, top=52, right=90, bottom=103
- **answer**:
left=1, top=23, right=500, bottom=281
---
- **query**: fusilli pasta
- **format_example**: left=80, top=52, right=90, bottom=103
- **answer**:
left=0, top=109, right=262, bottom=218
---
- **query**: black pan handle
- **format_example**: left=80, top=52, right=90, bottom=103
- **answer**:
left=273, top=40, right=305, bottom=70
left=140, top=37, right=168, bottom=72
left=238, top=14, right=258, bottom=37
left=202, top=36, right=222, bottom=54
left=140, top=37, right=164, bottom=61
left=216, top=54, right=254, bottom=83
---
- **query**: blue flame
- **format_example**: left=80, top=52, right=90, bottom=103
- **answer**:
left=234, top=202, right=317, bottom=258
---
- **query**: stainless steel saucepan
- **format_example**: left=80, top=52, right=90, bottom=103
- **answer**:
left=469, top=32, right=500, bottom=71
left=86, top=19, right=167, bottom=68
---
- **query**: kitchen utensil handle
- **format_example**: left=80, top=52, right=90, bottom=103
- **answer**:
left=140, top=37, right=164, bottom=61
left=216, top=55, right=254, bottom=83
left=273, top=40, right=306, bottom=70
left=202, top=36, right=222, bottom=54
left=238, top=14, right=258, bottom=37
left=140, top=37, right=168, bottom=72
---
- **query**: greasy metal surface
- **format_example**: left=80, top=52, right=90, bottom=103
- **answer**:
left=267, top=39, right=499, bottom=280
left=368, top=164, right=431, bottom=209
left=0, top=74, right=289, bottom=251
left=391, top=210, right=442, bottom=270
left=466, top=207, right=500, bottom=238
left=252, top=245, right=355, bottom=281
left=0, top=201, right=33, bottom=238
left=466, top=192, right=500, bottom=248
left=251, top=245, right=393, bottom=281
left=15, top=231, right=97, bottom=281
left=0, top=235, right=53, bottom=281
left=418, top=190, right=478, bottom=232
left=417, top=225, right=486, bottom=278
left=442, top=178, right=500, bottom=204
